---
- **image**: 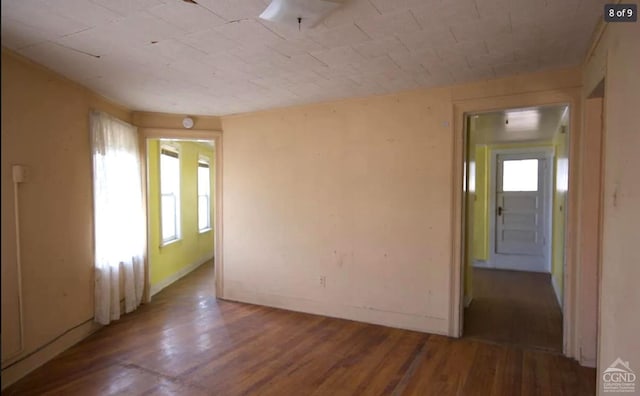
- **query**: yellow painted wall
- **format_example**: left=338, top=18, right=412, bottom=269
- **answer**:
left=464, top=144, right=488, bottom=304
left=148, top=140, right=215, bottom=288
left=472, top=145, right=489, bottom=261
left=463, top=126, right=489, bottom=302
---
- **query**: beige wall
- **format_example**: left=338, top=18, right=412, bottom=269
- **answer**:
left=132, top=111, right=222, bottom=131
left=220, top=68, right=582, bottom=334
left=582, top=9, right=640, bottom=392
left=576, top=97, right=602, bottom=368
left=1, top=49, right=131, bottom=383
left=222, top=87, right=454, bottom=333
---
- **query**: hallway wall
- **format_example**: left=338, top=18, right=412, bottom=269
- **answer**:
left=147, top=140, right=215, bottom=294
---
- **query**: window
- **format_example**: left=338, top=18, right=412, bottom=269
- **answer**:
left=198, top=157, right=211, bottom=231
left=160, top=146, right=180, bottom=243
left=90, top=110, right=145, bottom=324
left=502, top=159, right=538, bottom=191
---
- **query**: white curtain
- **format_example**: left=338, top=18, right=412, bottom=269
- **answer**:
left=90, top=110, right=145, bottom=325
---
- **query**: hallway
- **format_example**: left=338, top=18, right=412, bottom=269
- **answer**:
left=464, top=268, right=563, bottom=352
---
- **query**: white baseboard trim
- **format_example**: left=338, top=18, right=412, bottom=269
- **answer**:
left=150, top=256, right=213, bottom=297
left=222, top=286, right=449, bottom=336
left=580, top=356, right=597, bottom=368
left=1, top=319, right=101, bottom=390
left=472, top=260, right=492, bottom=268
left=551, top=275, right=562, bottom=309
left=474, top=259, right=550, bottom=274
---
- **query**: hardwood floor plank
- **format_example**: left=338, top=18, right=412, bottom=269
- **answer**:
left=491, top=346, right=524, bottom=396
left=4, top=262, right=595, bottom=396
left=464, top=268, right=563, bottom=352
left=399, top=335, right=454, bottom=395
left=353, top=332, right=428, bottom=396
left=460, top=341, right=501, bottom=396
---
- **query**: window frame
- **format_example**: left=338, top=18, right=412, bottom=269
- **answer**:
left=499, top=158, right=540, bottom=192
left=159, top=144, right=181, bottom=245
left=197, top=155, right=212, bottom=233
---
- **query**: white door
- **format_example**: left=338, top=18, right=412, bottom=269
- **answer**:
left=492, top=152, right=551, bottom=272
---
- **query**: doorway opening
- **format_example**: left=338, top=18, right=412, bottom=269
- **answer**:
left=145, top=138, right=217, bottom=299
left=462, top=104, right=569, bottom=353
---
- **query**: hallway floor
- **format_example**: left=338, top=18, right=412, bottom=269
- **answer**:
left=5, top=263, right=591, bottom=395
left=464, top=267, right=563, bottom=352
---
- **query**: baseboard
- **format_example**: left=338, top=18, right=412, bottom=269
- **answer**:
left=150, top=256, right=212, bottom=297
left=551, top=275, right=563, bottom=309
left=580, top=356, right=597, bottom=368
left=222, top=286, right=449, bottom=336
left=473, top=260, right=492, bottom=268
left=1, top=319, right=101, bottom=390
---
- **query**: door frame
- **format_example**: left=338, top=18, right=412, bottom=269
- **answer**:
left=139, top=128, right=224, bottom=302
left=450, top=88, right=582, bottom=360
left=488, top=147, right=554, bottom=272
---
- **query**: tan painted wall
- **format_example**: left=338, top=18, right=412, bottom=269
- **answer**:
left=221, top=67, right=582, bottom=334
left=132, top=111, right=222, bottom=131
left=1, top=49, right=131, bottom=376
left=577, top=97, right=602, bottom=368
left=582, top=10, right=640, bottom=390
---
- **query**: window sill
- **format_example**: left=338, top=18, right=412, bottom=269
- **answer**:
left=160, top=238, right=181, bottom=248
left=199, top=228, right=213, bottom=234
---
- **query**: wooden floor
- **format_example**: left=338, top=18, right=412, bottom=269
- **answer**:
left=464, top=268, right=563, bottom=352
left=5, top=263, right=594, bottom=395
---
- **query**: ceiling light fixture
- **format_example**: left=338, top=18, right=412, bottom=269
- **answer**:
left=504, top=109, right=540, bottom=131
left=259, top=0, right=345, bottom=29
left=182, top=117, right=194, bottom=129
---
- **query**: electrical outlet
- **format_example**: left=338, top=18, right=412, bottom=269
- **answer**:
left=319, top=276, right=326, bottom=288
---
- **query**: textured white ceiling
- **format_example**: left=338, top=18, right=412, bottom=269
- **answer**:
left=1, top=0, right=604, bottom=115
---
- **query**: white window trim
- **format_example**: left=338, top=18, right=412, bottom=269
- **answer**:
left=160, top=144, right=181, bottom=246
left=197, top=154, right=212, bottom=233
